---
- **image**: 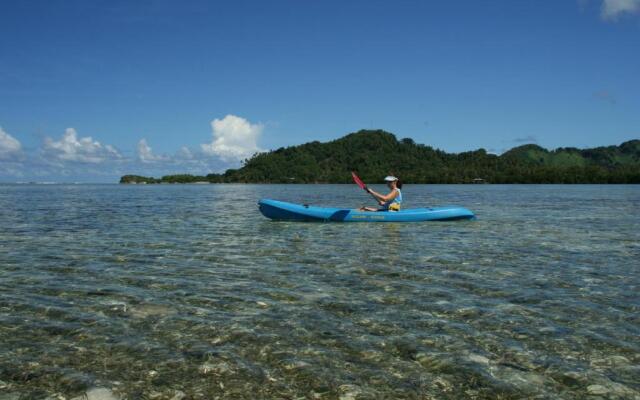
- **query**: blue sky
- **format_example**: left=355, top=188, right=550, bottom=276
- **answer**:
left=1, top=0, right=639, bottom=182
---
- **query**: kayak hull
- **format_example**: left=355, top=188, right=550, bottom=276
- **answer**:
left=258, top=199, right=475, bottom=222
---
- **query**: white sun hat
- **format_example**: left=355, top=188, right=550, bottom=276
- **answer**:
left=384, top=176, right=398, bottom=182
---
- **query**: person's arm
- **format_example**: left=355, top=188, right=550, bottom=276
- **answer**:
left=367, top=188, right=398, bottom=203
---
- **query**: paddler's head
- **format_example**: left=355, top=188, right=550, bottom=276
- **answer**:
left=384, top=175, right=399, bottom=189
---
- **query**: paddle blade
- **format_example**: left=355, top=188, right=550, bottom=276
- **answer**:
left=351, top=171, right=367, bottom=190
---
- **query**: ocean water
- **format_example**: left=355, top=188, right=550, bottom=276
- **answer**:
left=0, top=184, right=638, bottom=399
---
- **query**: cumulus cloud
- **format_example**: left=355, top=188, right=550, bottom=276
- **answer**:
left=128, top=139, right=233, bottom=177
left=601, top=0, right=640, bottom=19
left=2, top=115, right=266, bottom=180
left=177, top=146, right=194, bottom=159
left=201, top=115, right=263, bottom=162
left=137, top=138, right=168, bottom=163
left=43, top=128, right=122, bottom=163
left=0, top=126, right=22, bottom=159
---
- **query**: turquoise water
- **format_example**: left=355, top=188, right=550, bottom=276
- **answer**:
left=0, top=184, right=638, bottom=399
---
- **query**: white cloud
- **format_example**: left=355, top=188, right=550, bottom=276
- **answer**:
left=130, top=140, right=233, bottom=176
left=137, top=138, right=167, bottom=163
left=3, top=116, right=266, bottom=180
left=601, top=0, right=640, bottom=19
left=177, top=146, right=193, bottom=159
left=201, top=114, right=263, bottom=162
left=43, top=128, right=122, bottom=163
left=0, top=126, right=22, bottom=159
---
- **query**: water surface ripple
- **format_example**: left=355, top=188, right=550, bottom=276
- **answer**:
left=1, top=184, right=639, bottom=399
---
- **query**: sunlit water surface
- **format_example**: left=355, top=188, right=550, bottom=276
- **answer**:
left=0, top=184, right=639, bottom=399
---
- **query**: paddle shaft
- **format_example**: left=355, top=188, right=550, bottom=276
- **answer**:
left=351, top=172, right=380, bottom=203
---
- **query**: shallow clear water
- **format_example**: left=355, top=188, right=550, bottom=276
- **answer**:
left=0, top=184, right=639, bottom=399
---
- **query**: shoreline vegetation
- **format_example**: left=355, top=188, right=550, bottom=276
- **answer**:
left=120, top=130, right=640, bottom=184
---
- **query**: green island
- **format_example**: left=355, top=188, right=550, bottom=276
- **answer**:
left=121, top=130, right=640, bottom=184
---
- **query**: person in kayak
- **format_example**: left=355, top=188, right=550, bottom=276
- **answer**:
left=360, top=176, right=403, bottom=211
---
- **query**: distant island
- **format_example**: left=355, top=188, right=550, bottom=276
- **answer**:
left=121, top=130, right=640, bottom=184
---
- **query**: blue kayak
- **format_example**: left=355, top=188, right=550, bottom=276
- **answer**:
left=258, top=199, right=475, bottom=222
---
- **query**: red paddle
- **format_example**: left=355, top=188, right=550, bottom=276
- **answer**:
left=351, top=171, right=379, bottom=205
left=351, top=171, right=368, bottom=191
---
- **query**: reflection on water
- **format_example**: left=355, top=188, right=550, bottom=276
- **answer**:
left=0, top=184, right=639, bottom=399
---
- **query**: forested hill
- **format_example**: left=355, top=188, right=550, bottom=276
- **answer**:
left=121, top=130, right=640, bottom=184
